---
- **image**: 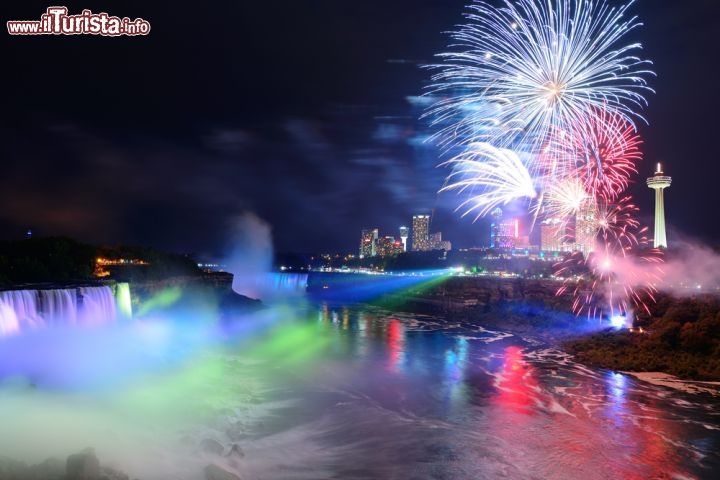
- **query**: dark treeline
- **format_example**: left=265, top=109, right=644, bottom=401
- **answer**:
left=97, top=245, right=201, bottom=281
left=563, top=292, right=720, bottom=380
left=0, top=237, right=201, bottom=287
left=0, top=237, right=96, bottom=285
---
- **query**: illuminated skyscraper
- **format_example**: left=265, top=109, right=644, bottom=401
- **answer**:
left=428, top=232, right=442, bottom=249
left=647, top=163, right=672, bottom=248
left=428, top=231, right=452, bottom=251
left=540, top=218, right=564, bottom=252
left=490, top=208, right=517, bottom=249
left=575, top=198, right=597, bottom=256
left=399, top=226, right=409, bottom=252
left=377, top=236, right=403, bottom=257
left=412, top=215, right=430, bottom=251
left=359, top=228, right=379, bottom=258
left=490, top=208, right=502, bottom=248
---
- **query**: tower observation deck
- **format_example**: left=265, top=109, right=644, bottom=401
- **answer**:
left=646, top=163, right=671, bottom=249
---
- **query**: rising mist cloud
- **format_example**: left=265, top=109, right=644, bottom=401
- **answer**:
left=224, top=213, right=274, bottom=299
left=658, top=236, right=720, bottom=296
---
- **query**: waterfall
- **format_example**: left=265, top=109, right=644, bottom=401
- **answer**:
left=0, top=285, right=126, bottom=337
left=0, top=290, right=41, bottom=335
left=0, top=301, right=20, bottom=336
left=232, top=272, right=308, bottom=301
left=38, top=288, right=77, bottom=325
left=269, top=272, right=309, bottom=293
left=116, top=282, right=133, bottom=320
left=256, top=272, right=309, bottom=300
left=78, top=286, right=118, bottom=326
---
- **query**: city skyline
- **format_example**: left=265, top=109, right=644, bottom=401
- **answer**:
left=1, top=1, right=718, bottom=256
left=358, top=213, right=448, bottom=259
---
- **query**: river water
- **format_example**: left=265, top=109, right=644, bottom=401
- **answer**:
left=1, top=299, right=719, bottom=479
left=233, top=302, right=720, bottom=480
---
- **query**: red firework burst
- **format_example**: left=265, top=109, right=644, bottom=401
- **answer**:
left=558, top=109, right=642, bottom=202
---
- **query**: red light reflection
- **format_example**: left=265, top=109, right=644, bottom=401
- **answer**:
left=387, top=319, right=404, bottom=372
left=494, top=346, right=539, bottom=414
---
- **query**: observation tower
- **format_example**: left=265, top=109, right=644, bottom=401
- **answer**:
left=399, top=226, right=409, bottom=252
left=646, top=163, right=671, bottom=248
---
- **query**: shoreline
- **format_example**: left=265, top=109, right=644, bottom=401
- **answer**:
left=621, top=371, right=720, bottom=397
left=378, top=297, right=720, bottom=396
left=509, top=326, right=720, bottom=397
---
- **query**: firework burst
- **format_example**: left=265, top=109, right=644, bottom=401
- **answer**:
left=425, top=0, right=654, bottom=173
left=428, top=0, right=659, bottom=321
left=542, top=176, right=591, bottom=221
left=439, top=142, right=537, bottom=220
left=553, top=109, right=643, bottom=201
left=595, top=196, right=642, bottom=248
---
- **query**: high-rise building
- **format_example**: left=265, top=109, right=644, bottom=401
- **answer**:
left=515, top=235, right=531, bottom=249
left=426, top=231, right=452, bottom=251
left=574, top=198, right=597, bottom=256
left=490, top=208, right=503, bottom=248
left=428, top=232, right=442, bottom=249
left=359, top=228, right=379, bottom=258
left=490, top=208, right=517, bottom=249
left=399, top=226, right=409, bottom=252
left=377, top=236, right=403, bottom=257
left=540, top=218, right=564, bottom=252
left=412, top=215, right=430, bottom=251
left=647, top=163, right=672, bottom=248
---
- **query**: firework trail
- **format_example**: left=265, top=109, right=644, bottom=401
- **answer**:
left=557, top=229, right=662, bottom=319
left=556, top=197, right=661, bottom=318
left=439, top=142, right=537, bottom=220
left=595, top=196, right=642, bottom=248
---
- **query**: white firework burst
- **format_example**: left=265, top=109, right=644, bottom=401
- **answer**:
left=439, top=142, right=537, bottom=219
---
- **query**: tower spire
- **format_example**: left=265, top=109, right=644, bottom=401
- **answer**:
left=646, top=164, right=672, bottom=248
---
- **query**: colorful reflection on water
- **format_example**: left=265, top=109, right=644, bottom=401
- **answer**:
left=0, top=300, right=719, bottom=480
left=307, top=302, right=720, bottom=479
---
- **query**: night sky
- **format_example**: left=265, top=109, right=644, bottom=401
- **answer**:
left=2, top=1, right=719, bottom=258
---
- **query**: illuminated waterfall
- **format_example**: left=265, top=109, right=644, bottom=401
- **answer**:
left=115, top=282, right=133, bottom=320
left=0, top=285, right=125, bottom=336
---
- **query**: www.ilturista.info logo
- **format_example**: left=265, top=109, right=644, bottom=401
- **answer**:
left=7, top=7, right=150, bottom=36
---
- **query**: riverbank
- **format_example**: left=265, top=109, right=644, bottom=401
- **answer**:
left=621, top=372, right=720, bottom=397
left=373, top=291, right=599, bottom=346
left=369, top=287, right=720, bottom=389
